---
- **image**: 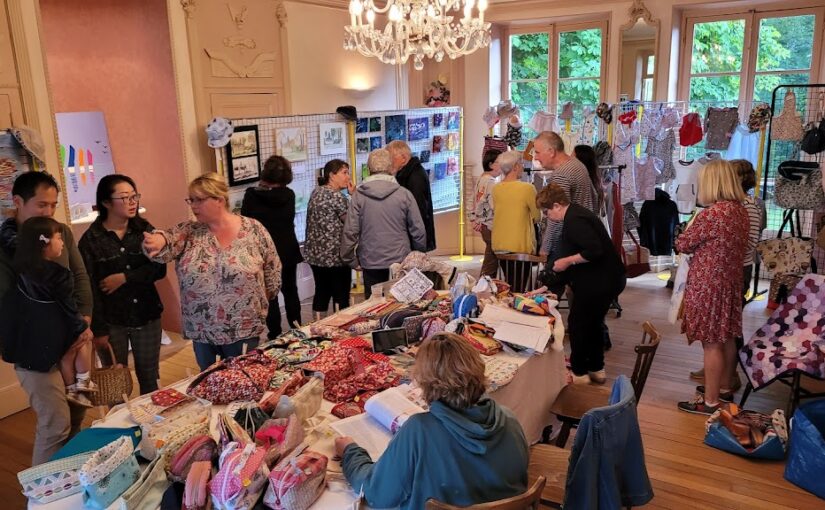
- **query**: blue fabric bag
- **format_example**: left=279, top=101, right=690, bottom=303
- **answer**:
left=452, top=293, right=478, bottom=318
left=50, top=426, right=142, bottom=461
left=704, top=421, right=786, bottom=460
left=784, top=400, right=825, bottom=499
left=78, top=436, right=140, bottom=509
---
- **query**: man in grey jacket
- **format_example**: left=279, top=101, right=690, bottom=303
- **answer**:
left=341, top=149, right=426, bottom=298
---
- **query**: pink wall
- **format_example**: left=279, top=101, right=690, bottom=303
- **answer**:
left=41, top=0, right=187, bottom=333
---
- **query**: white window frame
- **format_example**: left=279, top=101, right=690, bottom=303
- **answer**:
left=679, top=6, right=824, bottom=106
left=503, top=19, right=609, bottom=109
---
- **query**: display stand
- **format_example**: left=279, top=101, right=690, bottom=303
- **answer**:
left=451, top=113, right=472, bottom=261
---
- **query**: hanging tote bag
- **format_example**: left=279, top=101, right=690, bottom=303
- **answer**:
left=622, top=231, right=651, bottom=278
left=89, top=343, right=133, bottom=407
left=774, top=162, right=825, bottom=210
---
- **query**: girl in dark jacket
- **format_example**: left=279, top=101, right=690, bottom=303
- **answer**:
left=241, top=155, right=303, bottom=337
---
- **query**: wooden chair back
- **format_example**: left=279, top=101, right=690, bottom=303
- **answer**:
left=631, top=321, right=661, bottom=402
left=496, top=253, right=545, bottom=293
left=425, top=476, right=546, bottom=510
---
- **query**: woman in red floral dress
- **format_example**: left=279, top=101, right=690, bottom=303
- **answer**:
left=675, top=160, right=749, bottom=414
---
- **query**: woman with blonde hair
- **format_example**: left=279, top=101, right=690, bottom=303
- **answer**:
left=335, top=332, right=528, bottom=509
left=143, top=173, right=281, bottom=370
left=675, top=160, right=749, bottom=414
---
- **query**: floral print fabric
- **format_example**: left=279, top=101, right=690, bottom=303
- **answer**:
left=675, top=201, right=749, bottom=344
left=151, top=216, right=281, bottom=345
left=470, top=174, right=497, bottom=229
left=303, top=186, right=349, bottom=267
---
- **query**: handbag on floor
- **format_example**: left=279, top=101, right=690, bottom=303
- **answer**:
left=704, top=408, right=787, bottom=460
left=785, top=399, right=825, bottom=499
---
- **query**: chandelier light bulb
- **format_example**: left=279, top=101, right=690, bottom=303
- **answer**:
left=366, top=8, right=375, bottom=24
left=478, top=0, right=488, bottom=10
left=349, top=0, right=362, bottom=16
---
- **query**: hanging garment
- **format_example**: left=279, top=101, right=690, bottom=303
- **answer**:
left=646, top=129, right=677, bottom=183
left=673, top=159, right=701, bottom=215
left=640, top=109, right=663, bottom=139
left=578, top=107, right=597, bottom=145
left=504, top=119, right=523, bottom=148
left=528, top=111, right=557, bottom=133
left=614, top=122, right=639, bottom=203
left=560, top=129, right=579, bottom=155
left=726, top=125, right=761, bottom=166
left=771, top=89, right=804, bottom=141
left=634, top=154, right=661, bottom=201
left=704, top=107, right=740, bottom=150
left=639, top=188, right=680, bottom=256
left=679, top=112, right=704, bottom=147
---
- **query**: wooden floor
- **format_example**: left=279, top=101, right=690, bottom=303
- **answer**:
left=1, top=262, right=824, bottom=509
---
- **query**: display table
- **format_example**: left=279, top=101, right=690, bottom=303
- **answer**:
left=29, top=299, right=567, bottom=510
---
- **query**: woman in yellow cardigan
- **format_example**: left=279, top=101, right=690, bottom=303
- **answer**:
left=491, top=150, right=540, bottom=254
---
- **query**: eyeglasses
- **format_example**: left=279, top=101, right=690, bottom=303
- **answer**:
left=111, top=194, right=141, bottom=204
left=184, top=196, right=212, bottom=205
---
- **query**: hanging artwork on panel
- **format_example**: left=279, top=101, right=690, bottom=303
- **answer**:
left=226, top=125, right=261, bottom=186
left=407, top=117, right=429, bottom=141
left=276, top=127, right=308, bottom=162
left=370, top=136, right=383, bottom=151
left=447, top=132, right=459, bottom=151
left=447, top=156, right=459, bottom=175
left=447, top=111, right=460, bottom=130
left=369, top=117, right=382, bottom=132
left=55, top=111, right=116, bottom=218
left=433, top=113, right=443, bottom=128
left=385, top=115, right=407, bottom=143
left=0, top=132, right=33, bottom=214
left=419, top=150, right=431, bottom=163
left=434, top=162, right=447, bottom=180
left=356, top=118, right=369, bottom=133
left=356, top=138, right=370, bottom=154
left=432, top=135, right=443, bottom=153
left=319, top=122, right=347, bottom=156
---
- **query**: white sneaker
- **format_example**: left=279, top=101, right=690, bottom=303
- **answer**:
left=66, top=391, right=93, bottom=408
left=588, top=370, right=607, bottom=384
left=571, top=374, right=591, bottom=384
left=76, top=379, right=99, bottom=393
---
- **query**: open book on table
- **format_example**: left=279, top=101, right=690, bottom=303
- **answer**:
left=329, top=385, right=427, bottom=460
left=478, top=304, right=553, bottom=352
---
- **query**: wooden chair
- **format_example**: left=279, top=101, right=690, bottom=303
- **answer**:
left=548, top=321, right=661, bottom=447
left=425, top=476, right=546, bottom=510
left=496, top=253, right=545, bottom=293
left=528, top=445, right=570, bottom=507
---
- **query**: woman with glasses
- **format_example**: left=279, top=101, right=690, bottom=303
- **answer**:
left=78, top=175, right=167, bottom=394
left=142, top=173, right=281, bottom=370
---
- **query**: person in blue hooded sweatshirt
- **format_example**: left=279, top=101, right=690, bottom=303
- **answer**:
left=335, top=332, right=529, bottom=509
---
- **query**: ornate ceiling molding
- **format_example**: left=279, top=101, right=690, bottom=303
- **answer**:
left=620, top=0, right=658, bottom=32
left=180, top=0, right=197, bottom=19
left=275, top=0, right=288, bottom=27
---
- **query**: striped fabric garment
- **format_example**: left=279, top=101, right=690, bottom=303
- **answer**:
left=743, top=196, right=765, bottom=266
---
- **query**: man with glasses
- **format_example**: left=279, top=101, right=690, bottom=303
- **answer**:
left=0, top=171, right=93, bottom=465
left=79, top=174, right=166, bottom=395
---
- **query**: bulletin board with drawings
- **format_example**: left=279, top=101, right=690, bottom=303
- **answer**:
left=226, top=113, right=348, bottom=243
left=223, top=106, right=463, bottom=243
left=354, top=106, right=462, bottom=214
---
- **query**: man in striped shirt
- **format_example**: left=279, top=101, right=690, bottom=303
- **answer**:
left=533, top=131, right=598, bottom=260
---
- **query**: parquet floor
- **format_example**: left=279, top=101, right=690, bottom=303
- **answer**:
left=1, top=261, right=823, bottom=509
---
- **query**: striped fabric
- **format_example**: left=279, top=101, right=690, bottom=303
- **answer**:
left=743, top=197, right=765, bottom=266
left=541, top=157, right=598, bottom=255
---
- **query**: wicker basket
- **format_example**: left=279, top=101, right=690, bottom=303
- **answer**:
left=89, top=343, right=133, bottom=406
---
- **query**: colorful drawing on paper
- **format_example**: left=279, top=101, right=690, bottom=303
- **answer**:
left=385, top=115, right=406, bottom=143
left=447, top=133, right=459, bottom=151
left=446, top=111, right=460, bottom=130
left=447, top=156, right=459, bottom=175
left=419, top=150, right=431, bottom=163
left=276, top=127, right=308, bottom=162
left=369, top=117, right=382, bottom=132
left=433, top=113, right=443, bottom=128
left=356, top=138, right=370, bottom=154
left=356, top=118, right=369, bottom=134
left=55, top=111, right=115, bottom=211
left=288, top=163, right=314, bottom=211
left=0, top=132, right=33, bottom=212
left=319, top=122, right=347, bottom=156
left=370, top=136, right=382, bottom=151
left=432, top=136, right=443, bottom=153
left=407, top=117, right=429, bottom=142
left=434, top=162, right=447, bottom=180
left=361, top=163, right=369, bottom=181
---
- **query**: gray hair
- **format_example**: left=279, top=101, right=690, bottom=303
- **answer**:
left=496, top=151, right=522, bottom=176
left=534, top=131, right=565, bottom=152
left=367, top=149, right=393, bottom=175
left=385, top=140, right=412, bottom=158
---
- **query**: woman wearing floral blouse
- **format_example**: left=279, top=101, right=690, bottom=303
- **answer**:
left=304, top=159, right=354, bottom=316
left=143, top=173, right=281, bottom=370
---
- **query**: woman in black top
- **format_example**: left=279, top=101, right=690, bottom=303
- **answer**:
left=79, top=175, right=166, bottom=394
left=241, top=156, right=303, bottom=337
left=537, top=183, right=625, bottom=384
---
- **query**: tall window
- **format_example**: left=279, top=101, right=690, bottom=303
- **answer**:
left=507, top=22, right=606, bottom=134
left=641, top=53, right=655, bottom=101
left=685, top=12, right=819, bottom=108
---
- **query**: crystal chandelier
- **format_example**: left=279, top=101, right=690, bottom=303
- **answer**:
left=344, top=0, right=491, bottom=70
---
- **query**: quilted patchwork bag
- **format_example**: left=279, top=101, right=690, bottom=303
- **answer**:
left=78, top=436, right=140, bottom=510
left=211, top=442, right=270, bottom=510
left=263, top=450, right=328, bottom=510
left=17, top=451, right=93, bottom=504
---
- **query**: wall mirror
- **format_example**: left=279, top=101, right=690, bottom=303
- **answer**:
left=619, top=0, right=660, bottom=102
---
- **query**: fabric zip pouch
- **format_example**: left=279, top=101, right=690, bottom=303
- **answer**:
left=184, top=461, right=212, bottom=510
left=210, top=442, right=269, bottom=510
left=167, top=434, right=218, bottom=483
left=263, top=450, right=328, bottom=510
left=18, top=451, right=93, bottom=504
left=139, top=399, right=211, bottom=461
left=78, top=436, right=140, bottom=510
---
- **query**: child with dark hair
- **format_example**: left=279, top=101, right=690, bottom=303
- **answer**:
left=3, top=217, right=96, bottom=407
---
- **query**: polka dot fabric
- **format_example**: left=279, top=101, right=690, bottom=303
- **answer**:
left=740, top=274, right=825, bottom=389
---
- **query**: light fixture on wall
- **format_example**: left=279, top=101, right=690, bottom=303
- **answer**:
left=343, top=0, right=491, bottom=71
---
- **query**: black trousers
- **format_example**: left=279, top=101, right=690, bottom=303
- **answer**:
left=267, top=260, right=302, bottom=338
left=310, top=265, right=352, bottom=313
left=568, top=277, right=626, bottom=376
left=362, top=268, right=391, bottom=299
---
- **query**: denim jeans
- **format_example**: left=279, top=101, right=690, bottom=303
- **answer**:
left=192, top=337, right=259, bottom=371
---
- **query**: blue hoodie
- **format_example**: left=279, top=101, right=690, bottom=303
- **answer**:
left=342, top=398, right=529, bottom=509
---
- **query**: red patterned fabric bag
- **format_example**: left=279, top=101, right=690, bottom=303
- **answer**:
left=263, top=451, right=327, bottom=510
left=301, top=346, right=360, bottom=387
